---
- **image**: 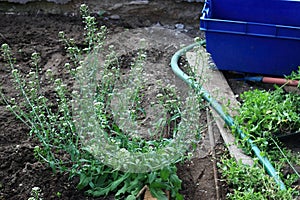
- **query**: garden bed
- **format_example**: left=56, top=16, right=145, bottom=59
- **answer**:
left=1, top=2, right=300, bottom=199
left=0, top=8, right=228, bottom=199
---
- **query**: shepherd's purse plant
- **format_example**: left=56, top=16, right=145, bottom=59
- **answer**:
left=1, top=4, right=205, bottom=199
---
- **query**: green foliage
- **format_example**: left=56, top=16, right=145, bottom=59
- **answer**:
left=237, top=88, right=300, bottom=138
left=0, top=4, right=202, bottom=199
left=286, top=66, right=300, bottom=87
left=219, top=157, right=296, bottom=200
left=234, top=87, right=300, bottom=158
left=230, top=83, right=300, bottom=198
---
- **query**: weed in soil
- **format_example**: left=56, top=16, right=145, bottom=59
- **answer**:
left=220, top=78, right=300, bottom=199
left=0, top=4, right=208, bottom=199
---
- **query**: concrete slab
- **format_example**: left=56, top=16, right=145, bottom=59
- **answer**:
left=186, top=49, right=254, bottom=166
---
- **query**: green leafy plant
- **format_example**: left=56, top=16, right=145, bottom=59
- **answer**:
left=227, top=84, right=300, bottom=198
left=219, top=156, right=296, bottom=200
left=286, top=66, right=300, bottom=87
left=1, top=4, right=203, bottom=199
left=237, top=88, right=300, bottom=137
left=28, top=187, right=43, bottom=200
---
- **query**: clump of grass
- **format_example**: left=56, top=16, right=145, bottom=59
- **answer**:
left=1, top=4, right=204, bottom=199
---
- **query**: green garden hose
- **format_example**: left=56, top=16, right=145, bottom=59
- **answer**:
left=170, top=40, right=286, bottom=190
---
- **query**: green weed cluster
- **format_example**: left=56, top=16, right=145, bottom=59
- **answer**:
left=220, top=81, right=300, bottom=199
left=286, top=66, right=300, bottom=87
left=219, top=156, right=295, bottom=200
left=237, top=88, right=300, bottom=140
left=1, top=4, right=203, bottom=199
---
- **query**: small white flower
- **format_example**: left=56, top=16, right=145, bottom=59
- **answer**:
left=156, top=93, right=163, bottom=98
left=11, top=69, right=18, bottom=75
left=76, top=66, right=82, bottom=71
left=1, top=43, right=9, bottom=49
left=5, top=105, right=12, bottom=109
left=32, top=186, right=41, bottom=192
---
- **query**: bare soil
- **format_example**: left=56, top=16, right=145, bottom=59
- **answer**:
left=0, top=2, right=229, bottom=200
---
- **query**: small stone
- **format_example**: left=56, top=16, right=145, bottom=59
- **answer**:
left=175, top=23, right=185, bottom=30
left=109, top=15, right=121, bottom=20
left=128, top=0, right=149, bottom=5
left=154, top=22, right=163, bottom=27
left=109, top=3, right=123, bottom=10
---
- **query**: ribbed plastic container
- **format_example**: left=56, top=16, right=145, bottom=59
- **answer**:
left=211, top=0, right=300, bottom=27
left=200, top=0, right=300, bottom=76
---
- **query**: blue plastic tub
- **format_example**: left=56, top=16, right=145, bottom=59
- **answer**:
left=200, top=0, right=300, bottom=76
left=211, top=0, right=300, bottom=27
